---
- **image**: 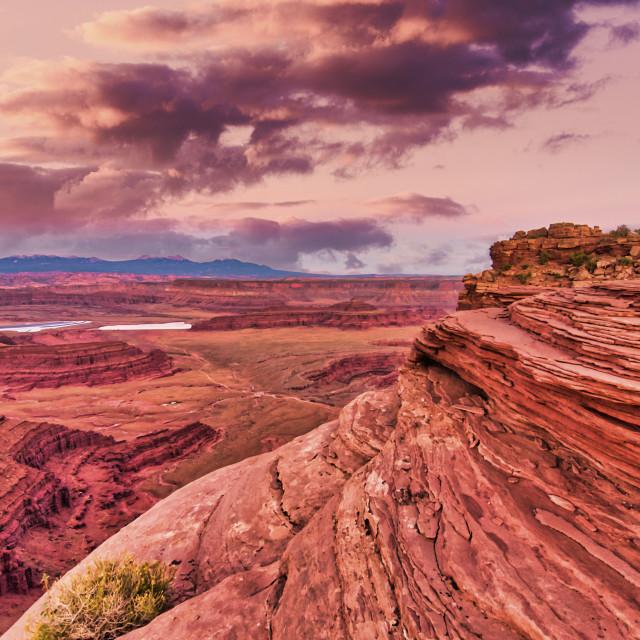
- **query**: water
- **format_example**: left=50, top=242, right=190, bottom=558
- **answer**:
left=0, top=320, right=91, bottom=333
left=97, top=322, right=192, bottom=331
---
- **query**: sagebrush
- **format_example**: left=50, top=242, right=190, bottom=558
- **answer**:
left=30, top=554, right=175, bottom=640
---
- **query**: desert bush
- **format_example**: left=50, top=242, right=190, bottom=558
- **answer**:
left=618, top=256, right=634, bottom=266
left=30, top=554, right=175, bottom=640
left=517, top=271, right=532, bottom=285
left=551, top=272, right=563, bottom=279
left=502, top=263, right=512, bottom=272
left=538, top=251, right=550, bottom=265
left=569, top=251, right=588, bottom=267
left=610, top=224, right=630, bottom=238
left=585, top=258, right=598, bottom=273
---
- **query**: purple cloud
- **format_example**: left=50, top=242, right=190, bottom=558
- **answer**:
left=367, top=193, right=471, bottom=221
left=541, top=132, right=591, bottom=153
left=0, top=0, right=637, bottom=239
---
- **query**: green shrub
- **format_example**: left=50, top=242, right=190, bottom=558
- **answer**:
left=585, top=258, right=598, bottom=273
left=610, top=224, right=630, bottom=238
left=618, top=256, right=634, bottom=266
left=569, top=251, right=588, bottom=267
left=30, top=555, right=175, bottom=640
left=551, top=272, right=563, bottom=279
left=502, top=263, right=512, bottom=272
left=538, top=251, right=550, bottom=265
left=517, top=271, right=533, bottom=285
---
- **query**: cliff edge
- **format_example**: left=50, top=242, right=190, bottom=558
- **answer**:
left=5, top=276, right=639, bottom=639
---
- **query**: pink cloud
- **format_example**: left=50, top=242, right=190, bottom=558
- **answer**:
left=1, top=0, right=638, bottom=252
left=367, top=192, right=471, bottom=220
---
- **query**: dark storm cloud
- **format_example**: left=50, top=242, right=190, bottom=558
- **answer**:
left=206, top=217, right=393, bottom=267
left=345, top=253, right=366, bottom=270
left=300, top=41, right=504, bottom=115
left=0, top=163, right=92, bottom=229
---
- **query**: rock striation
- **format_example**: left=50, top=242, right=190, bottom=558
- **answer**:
left=171, top=276, right=461, bottom=311
left=0, top=418, right=221, bottom=616
left=0, top=342, right=173, bottom=389
left=190, top=300, right=440, bottom=331
left=6, top=280, right=640, bottom=639
left=460, top=222, right=640, bottom=309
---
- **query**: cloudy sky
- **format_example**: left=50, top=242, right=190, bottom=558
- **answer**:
left=0, top=0, right=639, bottom=274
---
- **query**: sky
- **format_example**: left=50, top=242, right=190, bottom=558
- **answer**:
left=0, top=0, right=639, bottom=275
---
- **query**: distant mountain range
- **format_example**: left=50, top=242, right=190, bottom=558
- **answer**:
left=0, top=255, right=308, bottom=278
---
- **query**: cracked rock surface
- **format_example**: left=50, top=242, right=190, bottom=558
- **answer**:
left=5, top=283, right=640, bottom=639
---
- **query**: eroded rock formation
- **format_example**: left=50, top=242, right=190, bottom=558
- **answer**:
left=7, top=281, right=639, bottom=639
left=0, top=342, right=173, bottom=389
left=460, top=222, right=640, bottom=309
left=0, top=418, right=221, bottom=623
left=190, top=300, right=440, bottom=331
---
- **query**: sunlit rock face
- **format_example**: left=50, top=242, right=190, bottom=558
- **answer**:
left=459, top=222, right=640, bottom=309
left=5, top=283, right=640, bottom=640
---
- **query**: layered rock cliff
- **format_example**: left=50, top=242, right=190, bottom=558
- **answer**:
left=7, top=280, right=639, bottom=639
left=190, top=300, right=440, bottom=331
left=460, top=222, right=640, bottom=309
left=0, top=417, right=223, bottom=632
left=0, top=342, right=173, bottom=389
left=171, top=277, right=461, bottom=311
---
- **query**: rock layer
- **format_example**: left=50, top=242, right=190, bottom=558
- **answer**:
left=0, top=342, right=173, bottom=389
left=5, top=282, right=640, bottom=639
left=0, top=418, right=221, bottom=611
left=460, top=222, right=640, bottom=309
left=190, top=301, right=440, bottom=331
left=171, top=276, right=461, bottom=311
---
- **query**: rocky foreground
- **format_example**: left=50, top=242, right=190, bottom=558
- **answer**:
left=5, top=279, right=639, bottom=639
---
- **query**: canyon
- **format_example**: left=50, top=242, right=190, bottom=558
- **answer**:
left=0, top=275, right=454, bottom=632
left=0, top=417, right=221, bottom=609
left=0, top=342, right=173, bottom=390
left=4, top=227, right=639, bottom=639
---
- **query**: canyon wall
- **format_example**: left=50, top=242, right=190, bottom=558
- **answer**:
left=0, top=418, right=221, bottom=606
left=7, top=280, right=639, bottom=639
left=0, top=342, right=173, bottom=389
left=459, top=222, right=640, bottom=309
left=190, top=301, right=441, bottom=331
left=171, top=277, right=461, bottom=310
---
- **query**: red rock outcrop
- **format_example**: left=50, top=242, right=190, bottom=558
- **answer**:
left=97, top=422, right=224, bottom=476
left=190, top=300, right=440, bottom=331
left=7, top=281, right=639, bottom=639
left=0, top=342, right=173, bottom=389
left=460, top=222, right=640, bottom=309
